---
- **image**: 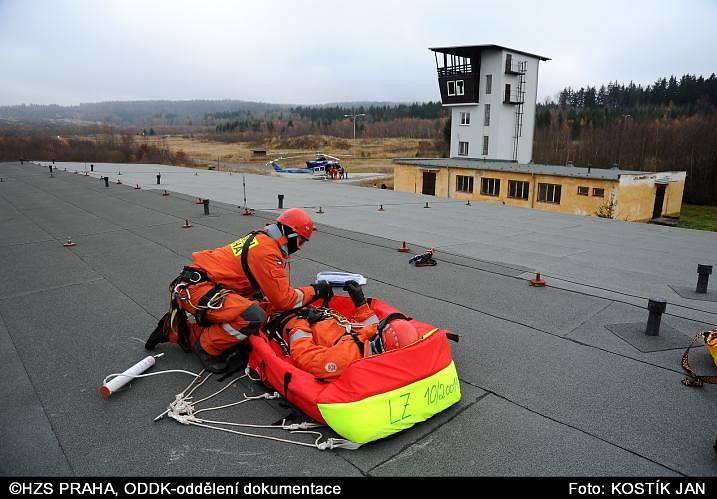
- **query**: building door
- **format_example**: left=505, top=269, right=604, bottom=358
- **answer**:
left=422, top=172, right=436, bottom=196
left=653, top=184, right=666, bottom=219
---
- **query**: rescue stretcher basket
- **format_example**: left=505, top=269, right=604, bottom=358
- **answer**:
left=248, top=296, right=461, bottom=444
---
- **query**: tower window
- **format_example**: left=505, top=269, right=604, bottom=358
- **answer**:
left=447, top=81, right=456, bottom=96
left=460, top=112, right=470, bottom=125
left=455, top=80, right=465, bottom=96
left=482, top=136, right=489, bottom=156
left=458, top=141, right=469, bottom=156
left=484, top=104, right=491, bottom=126
left=486, top=75, right=492, bottom=94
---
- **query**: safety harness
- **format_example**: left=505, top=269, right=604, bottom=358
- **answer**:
left=166, top=231, right=268, bottom=351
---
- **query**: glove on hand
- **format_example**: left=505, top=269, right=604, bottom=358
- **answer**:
left=343, top=280, right=366, bottom=307
left=312, top=280, right=333, bottom=301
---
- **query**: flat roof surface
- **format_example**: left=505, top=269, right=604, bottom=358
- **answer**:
left=429, top=44, right=551, bottom=61
left=393, top=158, right=674, bottom=181
left=1, top=161, right=716, bottom=477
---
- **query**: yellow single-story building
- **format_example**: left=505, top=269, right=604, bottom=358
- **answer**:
left=393, top=158, right=686, bottom=222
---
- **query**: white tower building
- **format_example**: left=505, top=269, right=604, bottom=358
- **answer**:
left=430, top=45, right=549, bottom=163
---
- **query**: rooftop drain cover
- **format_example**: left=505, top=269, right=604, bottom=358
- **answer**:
left=668, top=285, right=717, bottom=302
left=604, top=322, right=693, bottom=353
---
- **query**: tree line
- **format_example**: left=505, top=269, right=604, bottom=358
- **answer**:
left=555, top=74, right=717, bottom=109
left=0, top=126, right=191, bottom=165
left=534, top=73, right=717, bottom=205
left=210, top=102, right=447, bottom=139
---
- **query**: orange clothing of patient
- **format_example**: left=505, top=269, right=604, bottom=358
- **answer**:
left=282, top=303, right=380, bottom=379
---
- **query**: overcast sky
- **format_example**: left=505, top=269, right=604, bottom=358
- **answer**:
left=1, top=0, right=715, bottom=106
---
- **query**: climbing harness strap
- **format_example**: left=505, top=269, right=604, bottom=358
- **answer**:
left=240, top=231, right=264, bottom=300
left=681, top=330, right=717, bottom=387
left=177, top=266, right=210, bottom=285
left=194, top=284, right=228, bottom=327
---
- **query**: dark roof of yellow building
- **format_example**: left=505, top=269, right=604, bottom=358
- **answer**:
left=392, top=158, right=681, bottom=181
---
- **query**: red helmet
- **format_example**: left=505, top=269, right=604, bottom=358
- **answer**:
left=277, top=208, right=314, bottom=241
left=381, top=319, right=420, bottom=352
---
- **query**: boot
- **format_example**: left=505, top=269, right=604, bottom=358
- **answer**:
left=145, top=312, right=171, bottom=350
left=194, top=341, right=228, bottom=374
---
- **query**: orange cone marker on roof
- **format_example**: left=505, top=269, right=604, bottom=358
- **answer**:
left=398, top=241, right=411, bottom=253
left=530, top=272, right=546, bottom=287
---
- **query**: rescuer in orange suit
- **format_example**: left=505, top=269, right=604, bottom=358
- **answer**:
left=279, top=281, right=420, bottom=379
left=145, top=208, right=334, bottom=373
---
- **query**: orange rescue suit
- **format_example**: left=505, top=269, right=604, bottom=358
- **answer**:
left=173, top=231, right=316, bottom=356
left=191, top=231, right=316, bottom=313
left=282, top=303, right=379, bottom=379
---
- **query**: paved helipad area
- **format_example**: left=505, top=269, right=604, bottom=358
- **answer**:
left=1, top=160, right=716, bottom=477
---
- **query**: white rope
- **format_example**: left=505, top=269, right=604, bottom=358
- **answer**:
left=143, top=362, right=361, bottom=451
left=103, top=369, right=202, bottom=386
left=190, top=374, right=245, bottom=406
left=159, top=369, right=360, bottom=450
left=184, top=420, right=327, bottom=449
left=194, top=418, right=324, bottom=431
left=193, top=391, right=279, bottom=416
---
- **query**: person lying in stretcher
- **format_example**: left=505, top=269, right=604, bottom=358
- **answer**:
left=274, top=281, right=420, bottom=379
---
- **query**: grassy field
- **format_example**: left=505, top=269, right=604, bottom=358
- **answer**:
left=679, top=204, right=717, bottom=232
left=139, top=135, right=438, bottom=174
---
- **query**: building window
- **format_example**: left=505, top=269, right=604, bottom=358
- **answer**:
left=484, top=104, right=490, bottom=126
left=456, top=175, right=474, bottom=193
left=486, top=75, right=492, bottom=94
left=577, top=186, right=589, bottom=196
left=447, top=81, right=456, bottom=96
left=481, top=177, right=500, bottom=197
left=538, top=183, right=562, bottom=204
left=508, top=180, right=529, bottom=200
left=458, top=141, right=469, bottom=156
left=592, top=188, right=605, bottom=197
left=460, top=112, right=470, bottom=125
left=455, top=80, right=465, bottom=96
left=504, top=83, right=512, bottom=102
left=482, top=136, right=489, bottom=156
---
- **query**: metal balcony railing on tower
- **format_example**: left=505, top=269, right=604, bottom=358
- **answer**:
left=437, top=62, right=473, bottom=77
left=503, top=89, right=525, bottom=104
left=505, top=59, right=527, bottom=74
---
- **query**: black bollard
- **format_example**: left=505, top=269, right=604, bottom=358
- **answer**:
left=103, top=177, right=109, bottom=188
left=696, top=264, right=712, bottom=294
left=90, top=164, right=94, bottom=172
left=645, top=298, right=667, bottom=336
left=156, top=174, right=161, bottom=185
left=203, top=198, right=210, bottom=216
left=278, top=194, right=284, bottom=209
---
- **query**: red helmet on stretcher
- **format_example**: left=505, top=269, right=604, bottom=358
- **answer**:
left=381, top=319, right=420, bottom=352
left=277, top=208, right=314, bottom=241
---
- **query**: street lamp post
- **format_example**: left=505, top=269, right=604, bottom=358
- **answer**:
left=616, top=114, right=632, bottom=168
left=344, top=112, right=366, bottom=180
left=344, top=112, right=366, bottom=141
